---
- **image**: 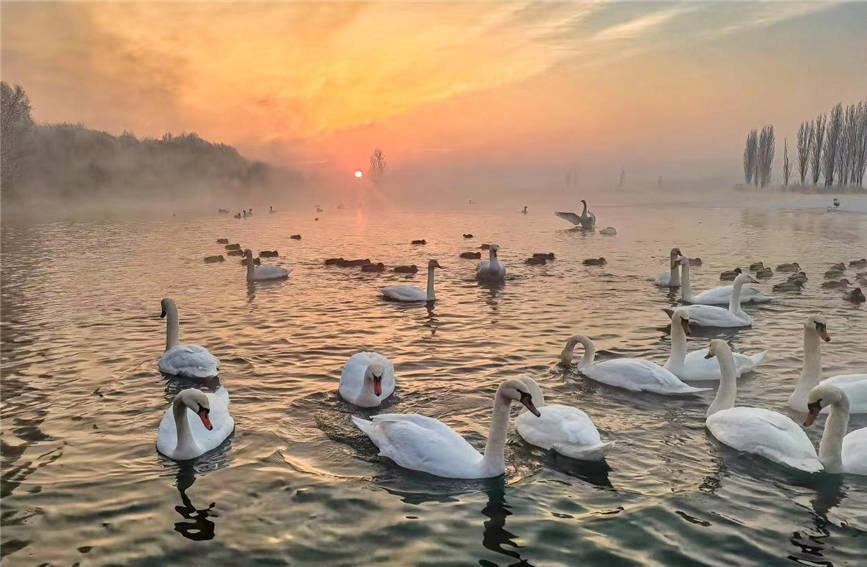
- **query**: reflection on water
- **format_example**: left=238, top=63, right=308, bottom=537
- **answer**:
left=1, top=200, right=866, bottom=565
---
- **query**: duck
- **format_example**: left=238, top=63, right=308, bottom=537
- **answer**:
left=240, top=257, right=261, bottom=266
left=259, top=250, right=279, bottom=258
left=344, top=259, right=371, bottom=267
left=756, top=267, right=773, bottom=278
left=703, top=340, right=822, bottom=472
left=583, top=257, right=606, bottom=266
left=678, top=256, right=772, bottom=305
left=599, top=227, right=617, bottom=236
left=515, top=377, right=612, bottom=461
left=829, top=262, right=845, bottom=271
left=674, top=272, right=757, bottom=328
left=226, top=249, right=244, bottom=257
left=788, top=271, right=808, bottom=283
left=393, top=265, right=418, bottom=274
left=788, top=314, right=867, bottom=413
left=411, top=239, right=427, bottom=245
left=224, top=243, right=241, bottom=250
left=339, top=352, right=395, bottom=407
left=533, top=252, right=555, bottom=260
left=463, top=234, right=474, bottom=239
left=290, top=234, right=301, bottom=240
left=479, top=244, right=491, bottom=250
left=361, top=263, right=386, bottom=273
left=845, top=288, right=866, bottom=303
left=525, top=257, right=546, bottom=265
left=776, top=262, right=800, bottom=272
left=825, top=269, right=844, bottom=279
left=157, top=387, right=235, bottom=461
left=216, top=238, right=229, bottom=244
left=245, top=249, right=290, bottom=281
left=560, top=335, right=709, bottom=395
left=773, top=280, right=803, bottom=292
left=821, top=278, right=850, bottom=289
left=719, top=268, right=742, bottom=281
left=324, top=258, right=345, bottom=266
left=203, top=255, right=224, bottom=263
left=664, top=307, right=766, bottom=381
left=381, top=260, right=443, bottom=302
left=749, top=261, right=764, bottom=271
left=850, top=258, right=867, bottom=268
left=158, top=298, right=220, bottom=379
left=803, top=385, right=867, bottom=475
left=233, top=213, right=242, bottom=219
left=351, top=378, right=540, bottom=479
left=655, top=248, right=683, bottom=287
left=476, top=244, right=506, bottom=282
left=460, top=252, right=482, bottom=259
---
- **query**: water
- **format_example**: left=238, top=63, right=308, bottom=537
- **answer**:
left=2, top=196, right=866, bottom=566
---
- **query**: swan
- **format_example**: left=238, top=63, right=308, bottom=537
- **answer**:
left=679, top=257, right=772, bottom=305
left=703, top=339, right=821, bottom=472
left=158, top=298, right=219, bottom=379
left=654, top=248, right=682, bottom=287
left=560, top=335, right=709, bottom=395
left=351, top=378, right=541, bottom=479
left=664, top=307, right=766, bottom=381
left=788, top=314, right=867, bottom=414
left=804, top=385, right=867, bottom=475
left=671, top=273, right=757, bottom=328
left=245, top=249, right=290, bottom=281
left=157, top=387, right=235, bottom=461
left=476, top=244, right=506, bottom=282
left=515, top=377, right=612, bottom=461
left=339, top=352, right=395, bottom=407
left=554, top=199, right=596, bottom=229
left=381, top=259, right=443, bottom=302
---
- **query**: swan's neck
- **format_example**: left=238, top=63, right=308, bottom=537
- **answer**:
left=426, top=267, right=436, bottom=301
left=165, top=304, right=180, bottom=351
left=666, top=316, right=687, bottom=373
left=728, top=279, right=747, bottom=316
left=680, top=261, right=693, bottom=301
left=481, top=392, right=513, bottom=474
left=563, top=337, right=595, bottom=369
left=580, top=201, right=587, bottom=217
left=818, top=398, right=849, bottom=473
left=669, top=255, right=681, bottom=286
left=172, top=398, right=200, bottom=456
left=795, top=328, right=822, bottom=399
left=707, top=350, right=738, bottom=416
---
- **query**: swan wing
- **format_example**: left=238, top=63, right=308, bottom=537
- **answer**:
left=587, top=359, right=709, bottom=394
left=691, top=285, right=771, bottom=305
left=706, top=407, right=821, bottom=472
left=842, top=427, right=867, bottom=475
left=688, top=305, right=750, bottom=328
left=158, top=344, right=220, bottom=379
left=654, top=270, right=672, bottom=286
left=681, top=349, right=767, bottom=381
left=820, top=374, right=867, bottom=414
left=156, top=387, right=234, bottom=457
left=380, top=285, right=427, bottom=302
left=516, top=405, right=602, bottom=450
left=555, top=211, right=582, bottom=226
left=352, top=414, right=483, bottom=478
left=253, top=265, right=290, bottom=280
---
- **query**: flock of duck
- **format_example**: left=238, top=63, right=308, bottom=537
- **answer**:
left=154, top=215, right=866, bottom=482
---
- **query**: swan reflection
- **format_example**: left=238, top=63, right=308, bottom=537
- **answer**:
left=173, top=465, right=217, bottom=541
left=480, top=480, right=534, bottom=567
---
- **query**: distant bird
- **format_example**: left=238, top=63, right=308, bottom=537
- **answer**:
left=749, top=261, right=764, bottom=271
left=720, top=268, right=742, bottom=281
left=463, top=233, right=474, bottom=239
left=479, top=244, right=491, bottom=250
left=756, top=267, right=773, bottom=278
left=225, top=243, right=241, bottom=250
left=773, top=280, right=804, bottom=292
left=788, top=271, right=808, bottom=283
left=522, top=206, right=528, bottom=215
left=845, top=288, right=865, bottom=303
left=216, top=238, right=229, bottom=244
left=583, top=257, right=606, bottom=266
left=259, top=250, right=279, bottom=258
left=324, top=258, right=344, bottom=266
left=555, top=199, right=596, bottom=229
left=234, top=213, right=242, bottom=219
left=460, top=252, right=482, bottom=259
left=476, top=244, right=506, bottom=282
left=226, top=249, right=244, bottom=257
left=822, top=279, right=850, bottom=289
left=599, top=226, right=617, bottom=236
left=850, top=258, right=867, bottom=268
left=290, top=234, right=301, bottom=240
left=411, top=239, right=427, bottom=245
left=525, top=257, right=546, bottom=265
left=393, top=265, right=418, bottom=274
left=217, top=208, right=230, bottom=214
left=829, top=262, right=845, bottom=271
left=269, top=206, right=274, bottom=213
left=776, top=262, right=800, bottom=272
left=825, top=269, right=844, bottom=279
left=361, top=263, right=386, bottom=273
left=533, top=253, right=555, bottom=260
left=245, top=250, right=290, bottom=281
left=344, top=259, right=371, bottom=267
left=203, top=255, right=224, bottom=263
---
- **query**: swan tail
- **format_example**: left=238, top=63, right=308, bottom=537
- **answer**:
left=748, top=350, right=768, bottom=367
left=553, top=441, right=613, bottom=461
left=662, top=308, right=675, bottom=317
left=351, top=416, right=374, bottom=435
left=677, top=385, right=713, bottom=394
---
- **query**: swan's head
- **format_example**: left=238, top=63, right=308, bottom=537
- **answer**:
left=489, top=245, right=500, bottom=259
left=160, top=298, right=176, bottom=318
left=177, top=389, right=213, bottom=430
left=804, top=384, right=847, bottom=426
left=733, top=273, right=759, bottom=285
left=671, top=307, right=691, bottom=336
left=670, top=247, right=682, bottom=259
left=560, top=335, right=589, bottom=365
left=428, top=259, right=444, bottom=269
left=244, top=249, right=253, bottom=259
left=703, top=339, right=733, bottom=360
left=805, top=314, right=830, bottom=342
left=497, top=378, right=541, bottom=417
left=365, top=360, right=386, bottom=397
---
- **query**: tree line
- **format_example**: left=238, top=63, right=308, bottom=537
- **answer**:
left=1, top=82, right=279, bottom=205
left=742, top=101, right=867, bottom=191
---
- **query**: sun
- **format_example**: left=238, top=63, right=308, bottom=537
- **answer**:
left=354, top=170, right=363, bottom=178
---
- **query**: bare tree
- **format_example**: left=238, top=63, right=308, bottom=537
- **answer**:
left=810, top=114, right=825, bottom=185
left=854, top=102, right=867, bottom=187
left=796, top=121, right=812, bottom=185
left=757, top=125, right=774, bottom=188
left=823, top=103, right=843, bottom=187
left=783, top=138, right=791, bottom=187
left=743, top=129, right=757, bottom=185
left=368, top=148, right=386, bottom=183
left=1, top=82, right=34, bottom=191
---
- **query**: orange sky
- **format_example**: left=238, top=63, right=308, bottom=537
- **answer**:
left=2, top=1, right=866, bottom=185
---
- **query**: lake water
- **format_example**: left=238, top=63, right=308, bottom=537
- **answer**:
left=2, top=194, right=866, bottom=566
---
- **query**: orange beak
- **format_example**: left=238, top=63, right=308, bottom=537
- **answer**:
left=198, top=409, right=213, bottom=430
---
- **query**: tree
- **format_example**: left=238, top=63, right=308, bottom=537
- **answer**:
left=743, top=129, right=757, bottom=185
left=854, top=102, right=867, bottom=187
left=796, top=121, right=812, bottom=185
left=368, top=148, right=386, bottom=183
left=783, top=138, right=791, bottom=187
left=757, top=125, right=774, bottom=188
left=1, top=81, right=34, bottom=191
left=810, top=114, right=825, bottom=185
left=823, top=103, right=843, bottom=187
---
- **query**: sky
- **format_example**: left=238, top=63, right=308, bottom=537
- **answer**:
left=2, top=1, right=866, bottom=191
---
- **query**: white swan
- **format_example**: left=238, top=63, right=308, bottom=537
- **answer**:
left=788, top=314, right=867, bottom=413
left=560, top=335, right=709, bottom=395
left=704, top=340, right=822, bottom=472
left=352, top=378, right=541, bottom=479
left=158, top=298, right=219, bottom=379
left=476, top=244, right=506, bottom=282
left=654, top=247, right=682, bottom=287
left=804, top=385, right=867, bottom=475
left=157, top=387, right=235, bottom=461
left=555, top=199, right=596, bottom=229
left=664, top=307, right=766, bottom=381
left=381, top=259, right=443, bottom=302
left=673, top=272, right=756, bottom=328
left=679, top=257, right=772, bottom=305
left=515, top=377, right=612, bottom=461
left=245, top=249, right=290, bottom=281
left=339, top=352, right=395, bottom=407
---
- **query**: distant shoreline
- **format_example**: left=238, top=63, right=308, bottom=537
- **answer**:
left=733, top=183, right=866, bottom=195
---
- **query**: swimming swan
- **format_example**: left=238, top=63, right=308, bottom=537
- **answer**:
left=679, top=257, right=772, bottom=305
left=158, top=298, right=220, bottom=379
left=654, top=247, right=682, bottom=287
left=245, top=249, right=290, bottom=281
left=339, top=352, right=395, bottom=407
left=515, top=377, right=612, bottom=461
left=560, top=335, right=709, bottom=395
left=788, top=314, right=867, bottom=414
left=804, top=385, right=867, bottom=475
left=665, top=307, right=766, bottom=381
left=555, top=199, right=596, bottom=229
left=381, top=259, right=443, bottom=302
left=476, top=244, right=506, bottom=282
left=157, top=387, right=235, bottom=461
left=704, top=340, right=822, bottom=472
left=673, top=272, right=757, bottom=328
left=352, top=378, right=541, bottom=479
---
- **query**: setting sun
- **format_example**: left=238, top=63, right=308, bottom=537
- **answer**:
left=354, top=170, right=363, bottom=178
